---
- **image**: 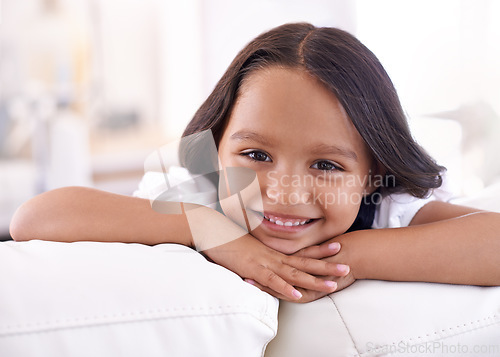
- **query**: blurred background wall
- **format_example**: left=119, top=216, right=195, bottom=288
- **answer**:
left=1, top=0, right=499, bottom=239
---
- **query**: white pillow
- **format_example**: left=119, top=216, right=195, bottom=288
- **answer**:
left=0, top=240, right=278, bottom=357
left=265, top=281, right=500, bottom=357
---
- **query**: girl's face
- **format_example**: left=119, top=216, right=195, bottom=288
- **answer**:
left=218, top=67, right=377, bottom=254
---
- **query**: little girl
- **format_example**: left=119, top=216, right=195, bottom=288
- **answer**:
left=10, top=23, right=500, bottom=303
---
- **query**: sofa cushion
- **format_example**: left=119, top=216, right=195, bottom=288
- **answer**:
left=0, top=240, right=278, bottom=357
left=265, top=281, right=500, bottom=357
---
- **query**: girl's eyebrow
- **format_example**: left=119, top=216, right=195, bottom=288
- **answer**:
left=310, top=143, right=358, bottom=162
left=230, top=130, right=357, bottom=161
left=230, top=130, right=274, bottom=146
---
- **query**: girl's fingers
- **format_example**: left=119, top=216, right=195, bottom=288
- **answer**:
left=294, top=241, right=341, bottom=259
left=249, top=257, right=338, bottom=294
left=245, top=278, right=334, bottom=303
left=252, top=264, right=305, bottom=300
left=245, top=279, right=289, bottom=300
left=285, top=254, right=349, bottom=277
left=276, top=263, right=339, bottom=293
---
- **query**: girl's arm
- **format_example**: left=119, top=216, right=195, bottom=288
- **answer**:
left=346, top=201, right=500, bottom=285
left=9, top=186, right=193, bottom=246
left=10, top=187, right=343, bottom=301
left=298, top=201, right=500, bottom=288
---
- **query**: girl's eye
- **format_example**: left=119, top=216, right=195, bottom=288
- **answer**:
left=311, top=160, right=340, bottom=172
left=241, top=150, right=272, bottom=162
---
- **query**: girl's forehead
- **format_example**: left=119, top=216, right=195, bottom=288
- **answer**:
left=236, top=67, right=345, bottom=123
left=227, top=67, right=370, bottom=158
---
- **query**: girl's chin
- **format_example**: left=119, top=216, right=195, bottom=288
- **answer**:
left=251, top=232, right=302, bottom=255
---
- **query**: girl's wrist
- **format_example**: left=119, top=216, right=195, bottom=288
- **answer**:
left=336, top=229, right=379, bottom=280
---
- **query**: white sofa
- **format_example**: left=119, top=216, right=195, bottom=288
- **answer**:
left=1, top=184, right=500, bottom=357
left=267, top=282, right=500, bottom=357
left=2, top=118, right=500, bottom=357
left=0, top=242, right=278, bottom=357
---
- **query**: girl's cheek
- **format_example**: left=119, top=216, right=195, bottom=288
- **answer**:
left=313, top=184, right=368, bottom=214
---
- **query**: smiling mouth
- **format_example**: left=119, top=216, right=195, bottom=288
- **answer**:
left=263, top=214, right=313, bottom=226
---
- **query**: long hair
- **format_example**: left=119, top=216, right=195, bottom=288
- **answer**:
left=181, top=22, right=444, bottom=230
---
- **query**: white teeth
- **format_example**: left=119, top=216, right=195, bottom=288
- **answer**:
left=263, top=214, right=313, bottom=227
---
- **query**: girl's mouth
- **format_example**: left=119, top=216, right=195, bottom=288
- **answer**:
left=263, top=214, right=313, bottom=226
left=257, top=212, right=319, bottom=233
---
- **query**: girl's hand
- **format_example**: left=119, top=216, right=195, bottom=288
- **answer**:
left=203, top=234, right=348, bottom=302
left=294, top=241, right=344, bottom=260
left=243, top=241, right=353, bottom=303
left=245, top=269, right=355, bottom=303
left=291, top=238, right=357, bottom=300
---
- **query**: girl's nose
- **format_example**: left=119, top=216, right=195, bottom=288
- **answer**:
left=264, top=173, right=313, bottom=205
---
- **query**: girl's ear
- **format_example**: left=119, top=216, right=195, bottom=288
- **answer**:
left=363, top=160, right=386, bottom=196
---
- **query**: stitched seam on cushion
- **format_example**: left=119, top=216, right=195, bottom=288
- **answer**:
left=0, top=310, right=274, bottom=338
left=360, top=314, right=500, bottom=356
left=260, top=295, right=279, bottom=333
left=260, top=298, right=279, bottom=357
left=327, top=294, right=361, bottom=357
left=404, top=314, right=500, bottom=345
left=0, top=305, right=272, bottom=336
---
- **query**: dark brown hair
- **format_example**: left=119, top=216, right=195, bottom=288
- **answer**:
left=181, top=23, right=444, bottom=228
